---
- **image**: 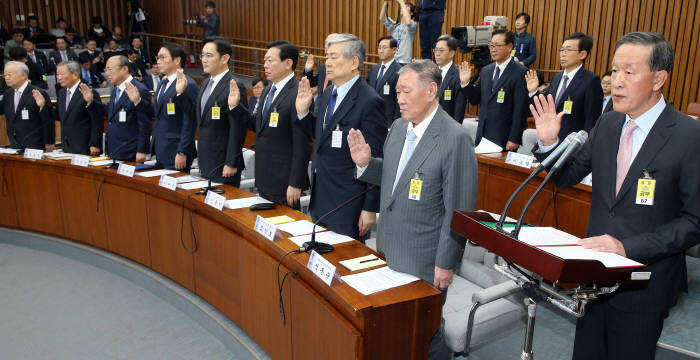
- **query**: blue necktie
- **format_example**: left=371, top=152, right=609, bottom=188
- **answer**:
left=114, top=87, right=121, bottom=103
left=375, top=64, right=386, bottom=90
left=324, top=88, right=338, bottom=129
left=262, top=85, right=276, bottom=119
left=393, top=129, right=417, bottom=193
left=157, top=78, right=169, bottom=104
left=83, top=69, right=91, bottom=86
left=491, top=66, right=501, bottom=92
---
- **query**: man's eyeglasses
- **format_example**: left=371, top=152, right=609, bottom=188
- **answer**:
left=488, top=43, right=507, bottom=49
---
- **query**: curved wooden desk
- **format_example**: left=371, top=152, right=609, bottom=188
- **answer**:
left=0, top=154, right=441, bottom=360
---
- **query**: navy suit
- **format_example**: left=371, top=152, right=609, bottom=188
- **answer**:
left=148, top=75, right=198, bottom=171
left=105, top=78, right=152, bottom=160
left=0, top=84, right=54, bottom=149
left=57, top=82, right=105, bottom=154
left=439, top=63, right=467, bottom=123
left=366, top=61, right=401, bottom=126
left=142, top=73, right=161, bottom=92
left=534, top=104, right=700, bottom=359
left=461, top=59, right=529, bottom=147
left=80, top=65, right=106, bottom=88
left=298, top=77, right=388, bottom=239
left=248, top=96, right=258, bottom=114
left=541, top=68, right=604, bottom=141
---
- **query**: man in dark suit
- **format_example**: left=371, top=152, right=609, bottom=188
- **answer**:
left=55, top=61, right=104, bottom=155
left=434, top=35, right=466, bottom=123
left=132, top=43, right=198, bottom=171
left=104, top=55, right=151, bottom=162
left=78, top=52, right=107, bottom=88
left=196, top=1, right=220, bottom=40
left=141, top=62, right=162, bottom=92
left=525, top=32, right=603, bottom=141
left=229, top=41, right=312, bottom=208
left=130, top=36, right=150, bottom=68
left=0, top=61, right=54, bottom=150
left=366, top=36, right=401, bottom=126
left=48, top=37, right=78, bottom=74
left=600, top=71, right=613, bottom=114
left=530, top=32, right=700, bottom=360
left=8, top=47, right=48, bottom=90
left=459, top=29, right=529, bottom=150
left=173, top=39, right=248, bottom=187
left=23, top=38, right=48, bottom=75
left=127, top=49, right=148, bottom=84
left=296, top=33, right=387, bottom=240
left=104, top=39, right=127, bottom=62
left=248, top=77, right=268, bottom=114
left=84, top=38, right=106, bottom=73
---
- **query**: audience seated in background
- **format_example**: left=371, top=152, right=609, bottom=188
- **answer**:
left=49, top=17, right=68, bottom=38
left=4, top=28, right=24, bottom=60
left=23, top=38, right=48, bottom=76
left=130, top=35, right=150, bottom=68
left=107, top=26, right=128, bottom=50
left=64, top=27, right=83, bottom=49
left=48, top=37, right=78, bottom=74
left=104, top=39, right=127, bottom=61
left=78, top=51, right=107, bottom=88
left=8, top=46, right=48, bottom=89
left=25, top=15, right=44, bottom=39
left=87, top=16, right=111, bottom=49
left=248, top=76, right=268, bottom=114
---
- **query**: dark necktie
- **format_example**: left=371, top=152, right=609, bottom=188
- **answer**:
left=157, top=78, right=169, bottom=104
left=375, top=65, right=386, bottom=90
left=200, top=79, right=214, bottom=116
left=323, top=88, right=338, bottom=129
left=262, top=85, right=276, bottom=119
left=555, top=75, right=570, bottom=107
left=491, top=66, right=501, bottom=92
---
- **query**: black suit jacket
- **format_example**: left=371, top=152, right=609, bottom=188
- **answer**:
left=105, top=78, right=152, bottom=160
left=28, top=51, right=48, bottom=74
left=174, top=71, right=248, bottom=185
left=26, top=60, right=48, bottom=89
left=534, top=104, right=700, bottom=312
left=239, top=76, right=312, bottom=196
left=298, top=77, right=387, bottom=237
left=57, top=82, right=105, bottom=154
left=0, top=84, right=54, bottom=149
left=461, top=60, right=529, bottom=147
left=80, top=65, right=106, bottom=88
left=48, top=49, right=78, bottom=73
left=439, top=63, right=467, bottom=123
left=544, top=68, right=604, bottom=141
left=602, top=96, right=614, bottom=114
left=366, top=61, right=400, bottom=126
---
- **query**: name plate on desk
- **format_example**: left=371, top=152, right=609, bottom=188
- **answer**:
left=204, top=190, right=226, bottom=210
left=254, top=214, right=277, bottom=241
left=158, top=175, right=178, bottom=191
left=505, top=151, right=534, bottom=169
left=71, top=154, right=90, bottom=167
left=308, top=250, right=336, bottom=286
left=23, top=148, right=44, bottom=160
left=117, top=163, right=136, bottom=177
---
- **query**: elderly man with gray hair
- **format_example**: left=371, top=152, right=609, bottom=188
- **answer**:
left=348, top=59, right=478, bottom=359
left=296, top=33, right=388, bottom=242
left=55, top=61, right=105, bottom=155
left=0, top=61, right=55, bottom=151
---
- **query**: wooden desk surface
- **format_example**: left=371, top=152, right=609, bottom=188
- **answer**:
left=0, top=154, right=441, bottom=360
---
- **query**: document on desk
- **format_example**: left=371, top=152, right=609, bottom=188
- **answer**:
left=474, top=138, right=503, bottom=154
left=342, top=267, right=420, bottom=295
left=224, top=196, right=273, bottom=210
left=277, top=219, right=323, bottom=236
left=174, top=175, right=203, bottom=184
left=0, top=148, right=22, bottom=154
left=538, top=246, right=645, bottom=268
left=89, top=160, right=118, bottom=166
left=177, top=180, right=222, bottom=190
left=135, top=169, right=180, bottom=177
left=517, top=227, right=580, bottom=246
left=288, top=231, right=353, bottom=247
left=44, top=151, right=75, bottom=160
left=476, top=210, right=516, bottom=223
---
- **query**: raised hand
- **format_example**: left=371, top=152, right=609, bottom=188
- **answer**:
left=304, top=53, right=314, bottom=71
left=79, top=83, right=94, bottom=104
left=530, top=94, right=563, bottom=146
left=525, top=69, right=539, bottom=94
left=227, top=79, right=240, bottom=108
left=175, top=69, right=188, bottom=95
left=295, top=76, right=313, bottom=115
left=31, top=89, right=46, bottom=109
left=222, top=165, right=237, bottom=177
left=124, top=81, right=141, bottom=104
left=459, top=61, right=473, bottom=86
left=347, top=128, right=371, bottom=167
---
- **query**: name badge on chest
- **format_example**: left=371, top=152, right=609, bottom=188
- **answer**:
left=269, top=110, right=279, bottom=127
left=563, top=98, right=573, bottom=114
left=118, top=109, right=126, bottom=122
left=636, top=170, right=655, bottom=206
left=331, top=124, right=342, bottom=148
left=211, top=103, right=221, bottom=120
left=443, top=89, right=452, bottom=101
left=383, top=84, right=390, bottom=95
left=497, top=89, right=506, bottom=104
left=409, top=172, right=423, bottom=201
left=22, top=108, right=30, bottom=120
left=167, top=101, right=175, bottom=115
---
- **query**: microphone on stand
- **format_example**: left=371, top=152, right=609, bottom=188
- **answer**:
left=196, top=160, right=229, bottom=195
left=303, top=185, right=376, bottom=254
left=496, top=132, right=577, bottom=230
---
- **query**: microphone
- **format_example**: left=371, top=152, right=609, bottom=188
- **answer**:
left=103, top=139, right=140, bottom=169
left=195, top=160, right=228, bottom=195
left=303, top=185, right=376, bottom=254
left=496, top=132, right=576, bottom=230
left=510, top=130, right=588, bottom=238
left=12, top=125, right=47, bottom=151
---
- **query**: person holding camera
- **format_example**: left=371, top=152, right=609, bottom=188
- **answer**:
left=196, top=1, right=220, bottom=41
left=380, top=0, right=418, bottom=65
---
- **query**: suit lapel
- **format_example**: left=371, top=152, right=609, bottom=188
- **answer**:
left=256, top=84, right=272, bottom=132
left=380, top=62, right=400, bottom=88
left=487, top=61, right=513, bottom=102
left=258, top=78, right=297, bottom=135
left=318, top=80, right=360, bottom=145
left=65, top=83, right=83, bottom=118
left=196, top=78, right=209, bottom=125
left=15, top=86, right=34, bottom=115
left=481, top=64, right=495, bottom=97
left=203, top=72, right=230, bottom=114
left=109, top=85, right=129, bottom=119
left=557, top=70, right=585, bottom=108
left=612, top=106, right=675, bottom=206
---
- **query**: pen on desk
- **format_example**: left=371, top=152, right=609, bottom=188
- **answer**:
left=359, top=257, right=380, bottom=264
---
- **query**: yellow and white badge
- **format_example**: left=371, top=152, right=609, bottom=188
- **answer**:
left=269, top=109, right=279, bottom=127
left=409, top=172, right=423, bottom=201
left=167, top=100, right=175, bottom=115
left=563, top=98, right=573, bottom=114
left=497, top=89, right=505, bottom=103
left=444, top=89, right=452, bottom=101
left=636, top=170, right=655, bottom=205
left=211, top=102, right=221, bottom=120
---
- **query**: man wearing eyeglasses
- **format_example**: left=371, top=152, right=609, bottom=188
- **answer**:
left=433, top=35, right=466, bottom=124
left=366, top=36, right=401, bottom=126
left=459, top=29, right=528, bottom=150
left=525, top=32, right=603, bottom=142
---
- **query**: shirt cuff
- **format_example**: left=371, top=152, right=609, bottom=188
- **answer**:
left=356, top=164, right=368, bottom=178
left=528, top=91, right=537, bottom=98
left=536, top=138, right=559, bottom=153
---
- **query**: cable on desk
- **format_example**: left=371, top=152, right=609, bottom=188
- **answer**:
left=1, top=163, right=9, bottom=197
left=92, top=173, right=105, bottom=213
left=277, top=247, right=303, bottom=325
left=538, top=189, right=556, bottom=226
left=180, top=193, right=198, bottom=254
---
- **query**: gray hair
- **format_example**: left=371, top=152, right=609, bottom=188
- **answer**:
left=57, top=61, right=81, bottom=74
left=325, top=33, right=366, bottom=68
left=5, top=61, right=29, bottom=76
left=615, top=32, right=674, bottom=72
left=398, top=59, right=442, bottom=89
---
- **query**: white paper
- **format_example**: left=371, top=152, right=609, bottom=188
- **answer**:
left=175, top=175, right=203, bottom=183
left=476, top=210, right=516, bottom=223
left=135, top=169, right=180, bottom=177
left=89, top=159, right=118, bottom=166
left=177, top=180, right=223, bottom=190
left=538, top=246, right=645, bottom=268
left=0, top=148, right=22, bottom=154
left=474, top=137, right=503, bottom=154
left=517, top=227, right=581, bottom=247
left=342, top=266, right=420, bottom=295
left=224, top=196, right=273, bottom=209
left=287, top=231, right=353, bottom=247
left=277, top=220, right=324, bottom=236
